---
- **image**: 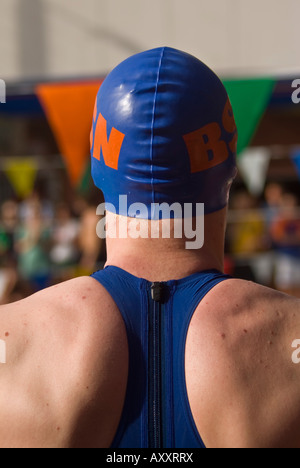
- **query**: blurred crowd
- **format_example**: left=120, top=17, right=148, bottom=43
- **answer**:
left=1, top=181, right=300, bottom=304
left=0, top=192, right=105, bottom=304
left=226, top=182, right=300, bottom=297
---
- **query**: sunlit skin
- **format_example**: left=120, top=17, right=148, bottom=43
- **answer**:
left=0, top=208, right=300, bottom=447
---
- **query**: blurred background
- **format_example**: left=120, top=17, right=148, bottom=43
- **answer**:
left=0, top=0, right=300, bottom=303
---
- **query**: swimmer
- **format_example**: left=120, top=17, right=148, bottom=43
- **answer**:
left=0, top=47, right=300, bottom=448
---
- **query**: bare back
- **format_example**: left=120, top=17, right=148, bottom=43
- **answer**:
left=0, top=277, right=128, bottom=448
left=1, top=276, right=300, bottom=447
left=186, top=279, right=300, bottom=448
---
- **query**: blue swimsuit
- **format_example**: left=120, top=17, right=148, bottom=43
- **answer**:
left=91, top=266, right=230, bottom=448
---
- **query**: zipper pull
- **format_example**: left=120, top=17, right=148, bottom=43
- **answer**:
left=151, top=282, right=165, bottom=302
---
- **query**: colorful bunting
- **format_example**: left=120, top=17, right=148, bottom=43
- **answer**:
left=238, top=147, right=271, bottom=196
left=36, top=81, right=102, bottom=187
left=4, top=157, right=38, bottom=198
left=224, top=79, right=275, bottom=156
left=34, top=77, right=275, bottom=189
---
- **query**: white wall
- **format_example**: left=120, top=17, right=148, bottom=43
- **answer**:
left=0, top=0, right=299, bottom=82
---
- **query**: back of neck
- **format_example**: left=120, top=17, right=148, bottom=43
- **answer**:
left=104, top=209, right=227, bottom=282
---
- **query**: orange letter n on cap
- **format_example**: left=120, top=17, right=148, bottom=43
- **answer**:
left=92, top=112, right=125, bottom=170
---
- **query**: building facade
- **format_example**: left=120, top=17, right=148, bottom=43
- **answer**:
left=0, top=0, right=300, bottom=82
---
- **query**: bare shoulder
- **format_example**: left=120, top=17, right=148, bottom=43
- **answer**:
left=0, top=276, right=128, bottom=448
left=195, top=278, right=300, bottom=375
left=187, top=279, right=300, bottom=448
left=0, top=276, right=124, bottom=351
left=195, top=277, right=300, bottom=334
left=189, top=278, right=300, bottom=363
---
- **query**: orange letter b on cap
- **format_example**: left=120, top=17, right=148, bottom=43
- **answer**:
left=92, top=113, right=125, bottom=170
left=183, top=123, right=228, bottom=173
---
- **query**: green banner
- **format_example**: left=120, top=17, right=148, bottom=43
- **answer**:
left=79, top=162, right=92, bottom=195
left=223, top=78, right=275, bottom=156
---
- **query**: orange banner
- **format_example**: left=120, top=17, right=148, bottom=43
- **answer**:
left=36, top=81, right=103, bottom=187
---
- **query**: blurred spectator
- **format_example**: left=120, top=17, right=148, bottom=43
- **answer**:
left=0, top=200, right=19, bottom=304
left=228, top=190, right=266, bottom=256
left=227, top=190, right=268, bottom=283
left=271, top=190, right=300, bottom=296
left=264, top=182, right=284, bottom=228
left=77, top=203, right=104, bottom=275
left=20, top=190, right=53, bottom=227
left=15, top=196, right=51, bottom=292
left=50, top=203, right=80, bottom=278
left=0, top=179, right=111, bottom=302
left=0, top=200, right=18, bottom=258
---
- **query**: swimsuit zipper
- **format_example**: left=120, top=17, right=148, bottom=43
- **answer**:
left=148, top=282, right=165, bottom=448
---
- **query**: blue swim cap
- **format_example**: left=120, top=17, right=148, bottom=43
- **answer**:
left=90, top=47, right=237, bottom=219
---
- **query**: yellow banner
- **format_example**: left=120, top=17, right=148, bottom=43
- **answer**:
left=4, top=158, right=38, bottom=199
